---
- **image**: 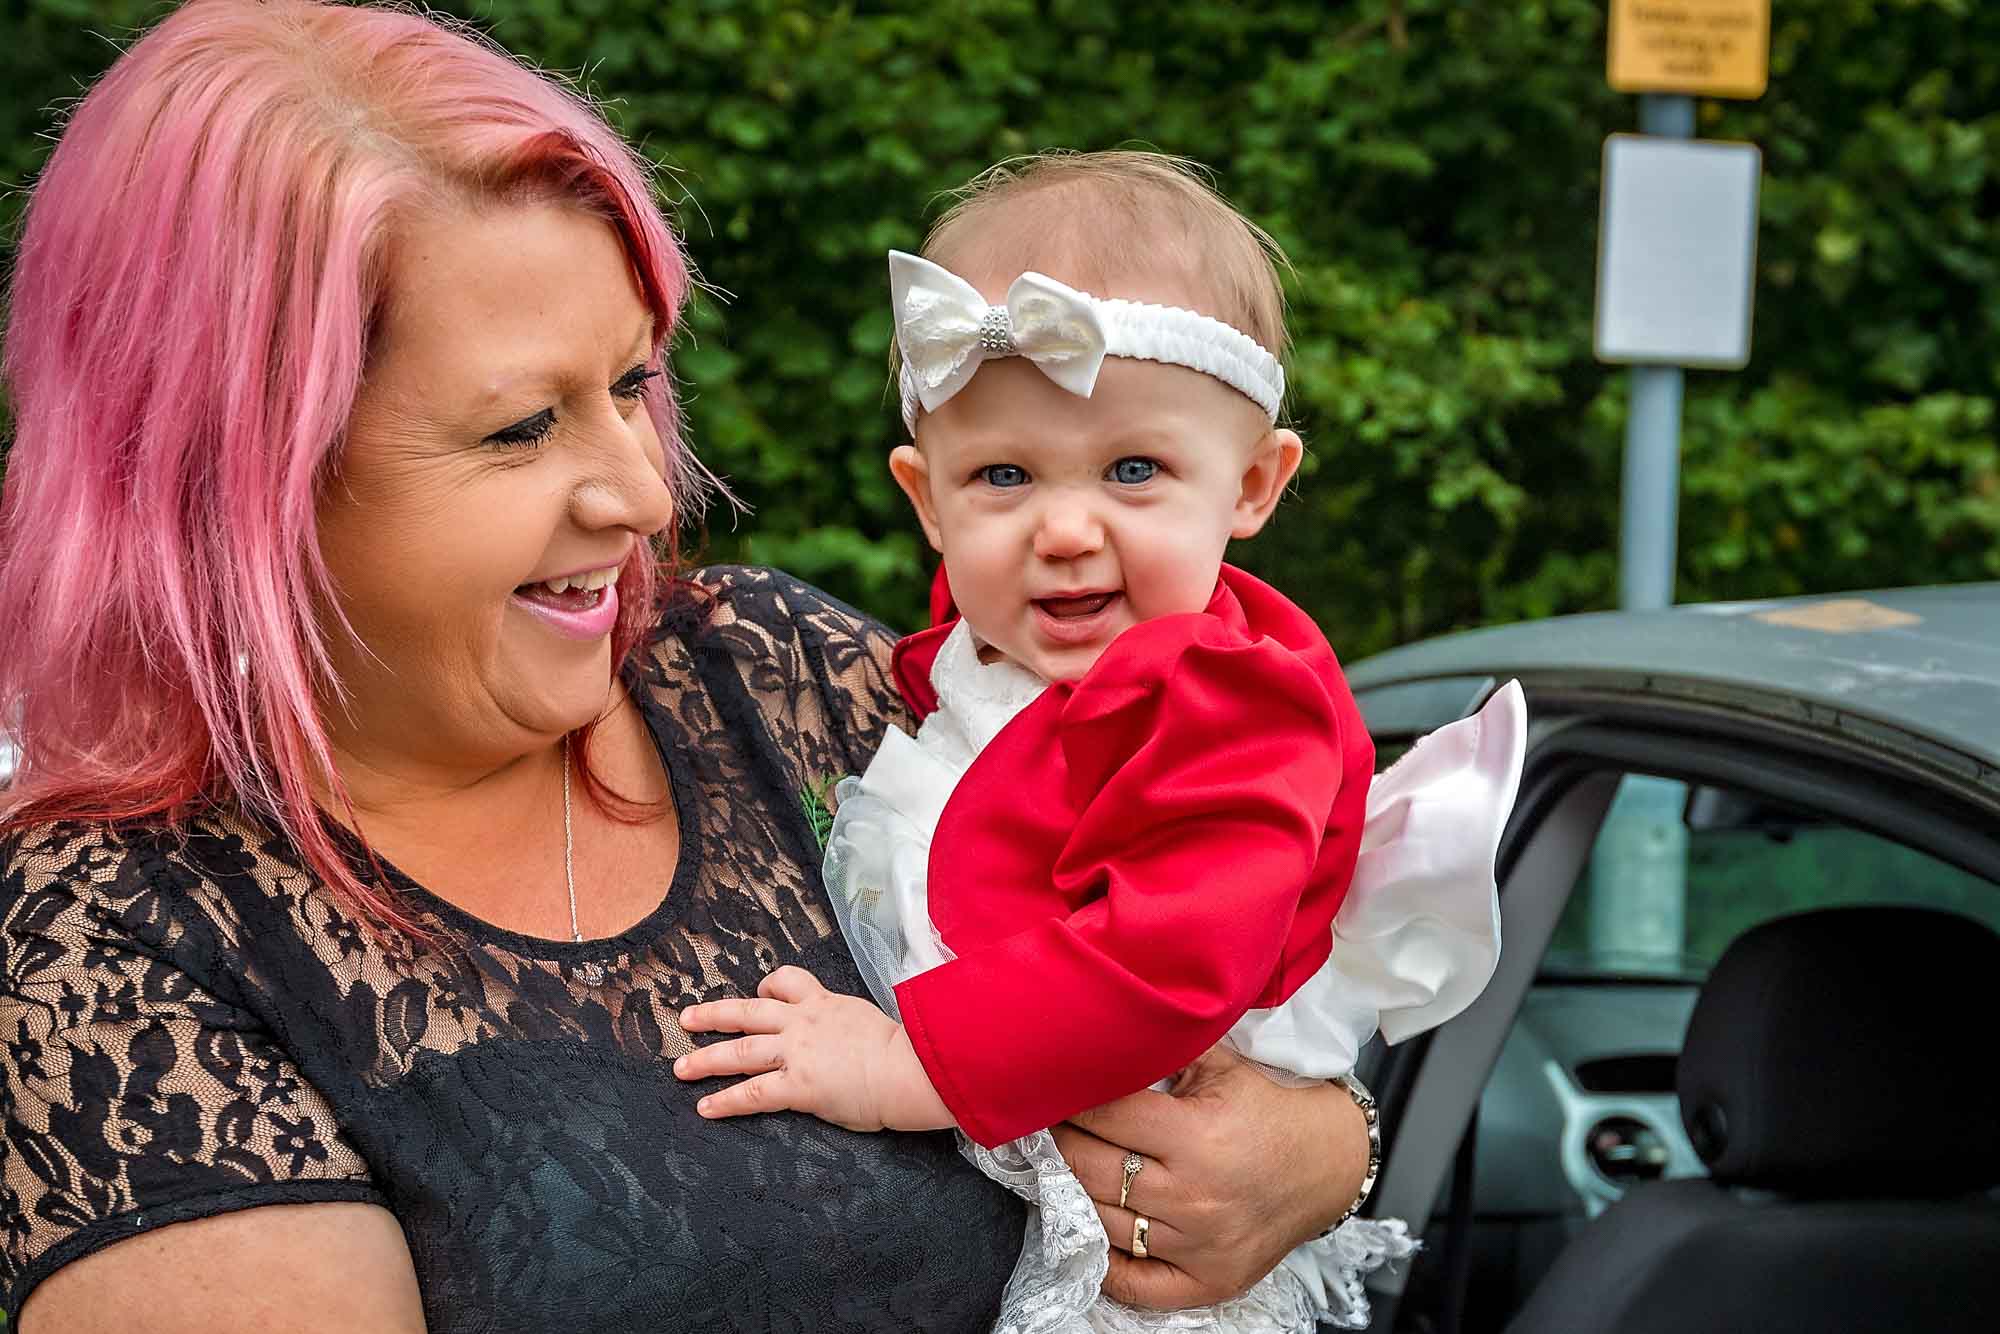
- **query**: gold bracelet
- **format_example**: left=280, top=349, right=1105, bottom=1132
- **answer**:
left=1328, top=1072, right=1382, bottom=1231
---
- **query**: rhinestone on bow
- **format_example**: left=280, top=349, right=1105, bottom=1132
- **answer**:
left=978, top=306, right=1017, bottom=354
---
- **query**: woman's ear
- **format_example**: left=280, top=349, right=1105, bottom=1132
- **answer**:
left=889, top=444, right=945, bottom=553
left=1231, top=428, right=1304, bottom=539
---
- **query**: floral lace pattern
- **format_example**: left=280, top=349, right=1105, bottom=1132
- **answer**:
left=0, top=567, right=1025, bottom=1331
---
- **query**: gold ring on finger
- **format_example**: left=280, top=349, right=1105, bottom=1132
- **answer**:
left=1131, top=1214, right=1151, bottom=1259
left=1118, top=1151, right=1144, bottom=1209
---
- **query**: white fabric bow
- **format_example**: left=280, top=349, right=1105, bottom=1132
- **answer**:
left=890, top=250, right=1109, bottom=415
left=889, top=250, right=1286, bottom=432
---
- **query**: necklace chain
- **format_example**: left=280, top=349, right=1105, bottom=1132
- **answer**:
left=561, top=734, right=580, bottom=944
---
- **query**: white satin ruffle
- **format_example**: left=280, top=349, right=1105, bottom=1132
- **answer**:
left=1231, top=676, right=1524, bottom=1083
left=823, top=619, right=1526, bottom=1333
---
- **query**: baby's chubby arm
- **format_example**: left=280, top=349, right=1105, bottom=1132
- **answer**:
left=674, top=966, right=954, bottom=1133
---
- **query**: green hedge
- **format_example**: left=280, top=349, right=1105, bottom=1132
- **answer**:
left=3, top=0, right=1996, bottom=651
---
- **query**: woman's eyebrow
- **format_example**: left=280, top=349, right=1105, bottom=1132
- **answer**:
left=471, top=318, right=660, bottom=408
left=623, top=315, right=659, bottom=363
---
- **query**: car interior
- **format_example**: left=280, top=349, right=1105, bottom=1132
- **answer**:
left=1352, top=698, right=2000, bottom=1334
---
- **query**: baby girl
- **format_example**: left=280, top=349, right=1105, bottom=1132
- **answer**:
left=678, top=151, right=1525, bottom=1332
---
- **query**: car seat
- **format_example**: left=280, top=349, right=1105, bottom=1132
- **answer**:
left=1503, top=905, right=2000, bottom=1334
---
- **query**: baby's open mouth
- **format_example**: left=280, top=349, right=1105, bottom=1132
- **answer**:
left=1035, top=592, right=1118, bottom=619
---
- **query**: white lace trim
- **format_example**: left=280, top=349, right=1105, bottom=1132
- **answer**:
left=1279, top=1218, right=1420, bottom=1331
left=927, top=620, right=1048, bottom=756
left=969, top=1129, right=1415, bottom=1334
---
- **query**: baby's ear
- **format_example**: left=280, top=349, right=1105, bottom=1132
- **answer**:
left=889, top=444, right=946, bottom=553
left=1231, top=428, right=1304, bottom=539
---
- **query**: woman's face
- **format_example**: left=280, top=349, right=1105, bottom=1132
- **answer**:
left=316, top=202, right=674, bottom=779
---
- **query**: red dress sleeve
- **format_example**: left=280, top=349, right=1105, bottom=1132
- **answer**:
left=893, top=613, right=1350, bottom=1148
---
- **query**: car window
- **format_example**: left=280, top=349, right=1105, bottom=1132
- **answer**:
left=1541, top=773, right=2000, bottom=982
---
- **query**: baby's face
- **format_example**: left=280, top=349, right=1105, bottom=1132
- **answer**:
left=894, top=351, right=1292, bottom=683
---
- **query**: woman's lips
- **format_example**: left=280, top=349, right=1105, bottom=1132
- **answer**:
left=511, top=581, right=620, bottom=641
left=1032, top=591, right=1121, bottom=645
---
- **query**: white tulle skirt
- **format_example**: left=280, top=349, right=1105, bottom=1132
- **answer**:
left=824, top=670, right=1527, bottom=1333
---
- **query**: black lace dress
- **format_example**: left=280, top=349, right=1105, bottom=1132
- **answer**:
left=0, top=567, right=1025, bottom=1331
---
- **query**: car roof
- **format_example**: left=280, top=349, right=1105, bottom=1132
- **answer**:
left=1346, top=583, right=2000, bottom=769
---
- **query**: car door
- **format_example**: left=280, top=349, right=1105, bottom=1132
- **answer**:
left=1347, top=678, right=2000, bottom=1334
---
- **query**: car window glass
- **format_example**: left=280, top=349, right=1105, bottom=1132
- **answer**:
left=1542, top=772, right=2000, bottom=982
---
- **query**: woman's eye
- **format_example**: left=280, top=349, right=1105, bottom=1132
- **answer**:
left=612, top=363, right=663, bottom=402
left=485, top=409, right=555, bottom=449
left=979, top=464, right=1029, bottom=488
left=1110, top=457, right=1159, bottom=485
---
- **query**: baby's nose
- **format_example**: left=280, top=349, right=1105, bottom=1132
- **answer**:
left=1033, top=500, right=1104, bottom=559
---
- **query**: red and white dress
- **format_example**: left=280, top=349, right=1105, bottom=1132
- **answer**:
left=824, top=564, right=1525, bottom=1333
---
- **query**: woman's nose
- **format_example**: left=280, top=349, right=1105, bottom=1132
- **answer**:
left=573, top=408, right=676, bottom=537
left=1033, top=498, right=1104, bottom=560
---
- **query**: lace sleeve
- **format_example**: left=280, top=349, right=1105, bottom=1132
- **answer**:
left=782, top=579, right=914, bottom=775
left=1, top=822, right=384, bottom=1321
left=694, top=566, right=913, bottom=783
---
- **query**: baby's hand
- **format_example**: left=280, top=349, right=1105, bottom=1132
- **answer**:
left=676, top=966, right=954, bottom=1134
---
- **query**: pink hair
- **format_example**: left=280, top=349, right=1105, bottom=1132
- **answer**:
left=0, top=0, right=713, bottom=934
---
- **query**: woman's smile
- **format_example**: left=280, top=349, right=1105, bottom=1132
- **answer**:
left=512, top=562, right=625, bottom=640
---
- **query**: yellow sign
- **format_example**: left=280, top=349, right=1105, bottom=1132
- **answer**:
left=1608, top=0, right=1770, bottom=100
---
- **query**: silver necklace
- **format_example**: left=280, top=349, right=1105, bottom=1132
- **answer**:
left=561, top=734, right=579, bottom=943
left=561, top=735, right=605, bottom=984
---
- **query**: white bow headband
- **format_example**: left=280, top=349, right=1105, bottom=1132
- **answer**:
left=889, top=250, right=1285, bottom=434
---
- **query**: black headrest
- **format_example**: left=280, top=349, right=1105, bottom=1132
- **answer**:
left=1677, top=905, right=2000, bottom=1197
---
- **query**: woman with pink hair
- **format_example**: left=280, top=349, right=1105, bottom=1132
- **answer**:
left=0, top=2, right=1373, bottom=1331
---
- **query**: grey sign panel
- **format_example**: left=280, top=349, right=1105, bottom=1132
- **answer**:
left=1594, top=135, right=1761, bottom=368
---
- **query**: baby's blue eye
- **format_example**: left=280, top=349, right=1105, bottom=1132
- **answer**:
left=980, top=464, right=1029, bottom=488
left=1110, top=457, right=1158, bottom=485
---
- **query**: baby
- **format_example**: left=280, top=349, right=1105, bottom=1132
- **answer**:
left=678, top=151, right=1526, bottom=1332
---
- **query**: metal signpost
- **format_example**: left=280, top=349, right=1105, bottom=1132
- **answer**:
left=1590, top=0, right=1769, bottom=973
left=1598, top=0, right=1769, bottom=610
left=1597, top=126, right=1761, bottom=608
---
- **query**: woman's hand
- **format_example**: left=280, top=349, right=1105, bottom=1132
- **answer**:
left=1049, top=1044, right=1369, bottom=1310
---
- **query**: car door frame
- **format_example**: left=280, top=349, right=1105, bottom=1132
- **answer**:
left=1354, top=680, right=2000, bottom=1332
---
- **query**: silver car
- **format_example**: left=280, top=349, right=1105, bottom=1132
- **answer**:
left=1344, top=584, right=2000, bottom=1333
